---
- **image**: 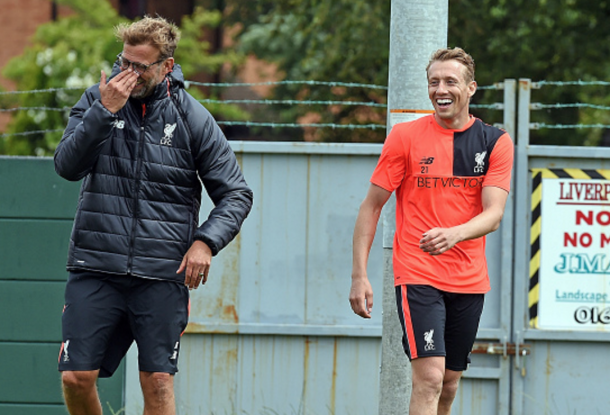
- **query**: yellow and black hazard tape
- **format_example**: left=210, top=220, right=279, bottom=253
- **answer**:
left=528, top=168, right=610, bottom=328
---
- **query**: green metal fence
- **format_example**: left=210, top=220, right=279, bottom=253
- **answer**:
left=0, top=156, right=124, bottom=415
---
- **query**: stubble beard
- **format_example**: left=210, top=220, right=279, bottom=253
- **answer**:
left=130, top=75, right=159, bottom=100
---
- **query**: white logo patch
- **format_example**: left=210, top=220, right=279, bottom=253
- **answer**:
left=161, top=123, right=176, bottom=146
left=113, top=120, right=125, bottom=129
left=474, top=151, right=486, bottom=173
left=170, top=341, right=180, bottom=360
left=423, top=329, right=435, bottom=351
left=63, top=339, right=71, bottom=362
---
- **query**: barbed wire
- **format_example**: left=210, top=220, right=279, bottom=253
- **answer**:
left=476, top=84, right=503, bottom=90
left=6, top=80, right=610, bottom=137
left=0, top=80, right=541, bottom=139
left=0, top=128, right=64, bottom=138
left=0, top=79, right=506, bottom=96
left=198, top=98, right=387, bottom=108
left=535, top=80, right=610, bottom=87
left=531, top=123, right=608, bottom=130
left=0, top=87, right=83, bottom=95
left=528, top=83, right=610, bottom=130
left=1, top=101, right=505, bottom=112
left=216, top=121, right=385, bottom=130
left=531, top=102, right=610, bottom=111
left=470, top=103, right=504, bottom=109
left=0, top=106, right=71, bottom=113
left=186, top=80, right=388, bottom=90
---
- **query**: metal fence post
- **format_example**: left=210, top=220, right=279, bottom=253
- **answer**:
left=511, top=78, right=532, bottom=415
left=503, top=79, right=517, bottom=140
left=381, top=1, right=448, bottom=414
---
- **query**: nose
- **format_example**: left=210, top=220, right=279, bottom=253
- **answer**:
left=126, top=63, right=140, bottom=74
left=121, top=61, right=141, bottom=75
left=436, top=81, right=448, bottom=93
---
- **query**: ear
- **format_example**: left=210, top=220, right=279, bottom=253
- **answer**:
left=468, top=80, right=477, bottom=98
left=163, top=57, right=175, bottom=75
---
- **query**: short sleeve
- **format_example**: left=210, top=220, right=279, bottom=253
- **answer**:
left=483, top=133, right=514, bottom=192
left=370, top=125, right=408, bottom=192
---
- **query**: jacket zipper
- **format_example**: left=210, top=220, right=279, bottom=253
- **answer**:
left=127, top=103, right=148, bottom=274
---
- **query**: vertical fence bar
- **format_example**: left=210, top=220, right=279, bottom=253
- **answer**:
left=496, top=78, right=517, bottom=415
left=503, top=79, right=517, bottom=140
left=511, top=78, right=532, bottom=415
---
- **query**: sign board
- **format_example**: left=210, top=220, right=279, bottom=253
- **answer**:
left=535, top=172, right=610, bottom=330
left=389, top=109, right=434, bottom=128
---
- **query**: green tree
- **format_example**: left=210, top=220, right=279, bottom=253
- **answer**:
left=450, top=0, right=610, bottom=146
left=225, top=0, right=390, bottom=142
left=227, top=0, right=610, bottom=145
left=0, top=0, right=244, bottom=156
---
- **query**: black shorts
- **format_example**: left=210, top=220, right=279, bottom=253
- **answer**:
left=395, top=284, right=484, bottom=371
left=58, top=270, right=189, bottom=377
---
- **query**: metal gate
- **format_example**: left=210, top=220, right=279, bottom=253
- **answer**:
left=452, top=79, right=610, bottom=415
left=510, top=80, right=610, bottom=415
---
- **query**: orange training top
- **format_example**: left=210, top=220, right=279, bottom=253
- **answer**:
left=371, top=115, right=514, bottom=293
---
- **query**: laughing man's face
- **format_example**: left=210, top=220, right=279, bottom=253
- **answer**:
left=427, top=59, right=477, bottom=130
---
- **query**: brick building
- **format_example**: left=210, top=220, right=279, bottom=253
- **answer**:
left=0, top=0, right=276, bottom=137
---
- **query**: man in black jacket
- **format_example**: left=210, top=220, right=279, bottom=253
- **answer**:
left=54, top=16, right=253, bottom=415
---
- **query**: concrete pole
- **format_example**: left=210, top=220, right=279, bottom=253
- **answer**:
left=379, top=1, right=447, bottom=414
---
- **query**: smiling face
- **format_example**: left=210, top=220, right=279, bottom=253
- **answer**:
left=120, top=43, right=174, bottom=99
left=427, top=59, right=477, bottom=130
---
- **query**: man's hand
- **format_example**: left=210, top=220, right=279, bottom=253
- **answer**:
left=349, top=276, right=373, bottom=318
left=419, top=227, right=462, bottom=255
left=99, top=70, right=138, bottom=114
left=177, top=240, right=212, bottom=290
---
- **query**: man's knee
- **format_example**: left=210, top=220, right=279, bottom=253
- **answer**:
left=141, top=372, right=174, bottom=399
left=61, top=370, right=98, bottom=392
left=441, top=377, right=459, bottom=397
left=142, top=371, right=173, bottom=386
left=440, top=370, right=462, bottom=402
left=411, top=359, right=445, bottom=396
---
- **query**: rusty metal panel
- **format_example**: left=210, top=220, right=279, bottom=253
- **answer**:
left=173, top=334, right=381, bottom=415
left=186, top=144, right=384, bottom=335
left=518, top=341, right=610, bottom=414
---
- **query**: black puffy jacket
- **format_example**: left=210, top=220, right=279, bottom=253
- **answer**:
left=54, top=64, right=253, bottom=282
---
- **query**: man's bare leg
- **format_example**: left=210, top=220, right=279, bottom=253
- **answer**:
left=438, top=369, right=462, bottom=415
left=61, top=370, right=102, bottom=415
left=140, top=371, right=176, bottom=415
left=409, top=357, right=445, bottom=415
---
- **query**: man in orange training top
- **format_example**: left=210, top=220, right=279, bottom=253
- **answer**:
left=349, top=47, right=513, bottom=415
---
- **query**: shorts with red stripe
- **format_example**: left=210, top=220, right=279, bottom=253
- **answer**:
left=395, top=284, right=484, bottom=371
left=58, top=270, right=189, bottom=377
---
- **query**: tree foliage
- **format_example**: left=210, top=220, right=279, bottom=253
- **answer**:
left=228, top=0, right=610, bottom=145
left=4, top=0, right=610, bottom=150
left=0, top=0, right=244, bottom=156
left=226, top=0, right=390, bottom=142
left=449, top=0, right=610, bottom=146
